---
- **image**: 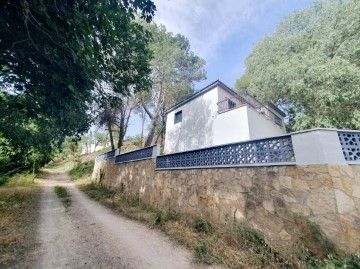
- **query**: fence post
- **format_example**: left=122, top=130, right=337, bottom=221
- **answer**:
left=291, top=129, right=347, bottom=165
left=152, top=145, right=160, bottom=159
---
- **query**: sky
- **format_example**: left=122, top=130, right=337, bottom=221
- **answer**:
left=126, top=0, right=315, bottom=137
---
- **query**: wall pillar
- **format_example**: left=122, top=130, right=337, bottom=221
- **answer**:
left=291, top=129, right=347, bottom=165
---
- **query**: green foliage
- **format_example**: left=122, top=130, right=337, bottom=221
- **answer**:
left=193, top=218, right=213, bottom=234
left=69, top=160, right=94, bottom=181
left=0, top=175, right=9, bottom=186
left=236, top=0, right=360, bottom=131
left=0, top=0, right=155, bottom=176
left=194, top=240, right=211, bottom=264
left=141, top=23, right=206, bottom=146
left=2, top=193, right=26, bottom=206
left=306, top=219, right=335, bottom=253
left=54, top=186, right=71, bottom=208
left=154, top=209, right=180, bottom=225
left=81, top=182, right=115, bottom=201
left=306, top=252, right=360, bottom=269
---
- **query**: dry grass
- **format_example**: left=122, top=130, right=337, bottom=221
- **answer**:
left=0, top=173, right=40, bottom=267
left=80, top=181, right=308, bottom=269
left=73, top=157, right=360, bottom=269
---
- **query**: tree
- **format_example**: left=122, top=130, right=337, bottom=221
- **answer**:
left=93, top=83, right=136, bottom=152
left=0, top=0, right=155, bottom=174
left=141, top=23, right=206, bottom=147
left=236, top=0, right=360, bottom=131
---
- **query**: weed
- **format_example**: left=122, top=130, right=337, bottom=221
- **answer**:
left=54, top=186, right=71, bottom=208
left=80, top=182, right=115, bottom=201
left=193, top=217, right=213, bottom=234
left=194, top=240, right=211, bottom=264
left=0, top=177, right=40, bottom=267
left=80, top=182, right=360, bottom=269
left=69, top=160, right=94, bottom=181
left=295, top=215, right=336, bottom=259
left=155, top=210, right=165, bottom=225
left=4, top=193, right=26, bottom=205
left=306, top=252, right=360, bottom=269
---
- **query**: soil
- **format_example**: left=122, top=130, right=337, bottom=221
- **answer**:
left=27, top=165, right=217, bottom=269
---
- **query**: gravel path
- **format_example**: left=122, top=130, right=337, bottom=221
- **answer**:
left=33, top=167, right=215, bottom=269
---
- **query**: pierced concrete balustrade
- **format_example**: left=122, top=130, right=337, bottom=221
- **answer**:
left=114, top=145, right=160, bottom=164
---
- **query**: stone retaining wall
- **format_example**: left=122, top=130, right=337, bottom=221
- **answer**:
left=92, top=159, right=360, bottom=254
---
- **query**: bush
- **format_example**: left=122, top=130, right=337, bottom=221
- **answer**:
left=0, top=175, right=9, bottom=186
left=194, top=240, right=211, bottom=264
left=193, top=217, right=213, bottom=234
left=69, top=160, right=94, bottom=180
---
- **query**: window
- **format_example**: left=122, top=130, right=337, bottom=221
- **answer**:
left=174, top=110, right=182, bottom=124
left=228, top=99, right=236, bottom=109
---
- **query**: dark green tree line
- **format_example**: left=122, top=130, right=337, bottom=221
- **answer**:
left=0, top=0, right=155, bottom=180
left=235, top=0, right=360, bottom=131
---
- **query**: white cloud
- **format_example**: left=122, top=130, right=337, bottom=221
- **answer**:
left=153, top=0, right=280, bottom=62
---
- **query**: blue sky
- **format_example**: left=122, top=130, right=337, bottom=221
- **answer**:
left=126, top=0, right=315, bottom=137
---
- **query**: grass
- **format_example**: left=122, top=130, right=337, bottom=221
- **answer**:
left=54, top=186, right=71, bottom=208
left=0, top=173, right=40, bottom=267
left=73, top=156, right=359, bottom=268
left=80, top=181, right=310, bottom=269
left=69, top=160, right=95, bottom=181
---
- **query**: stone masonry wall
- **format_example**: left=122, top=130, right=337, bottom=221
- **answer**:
left=92, top=158, right=360, bottom=254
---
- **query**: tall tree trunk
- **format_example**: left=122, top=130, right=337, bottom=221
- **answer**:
left=107, top=122, right=115, bottom=150
left=140, top=110, right=145, bottom=147
left=144, top=113, right=159, bottom=147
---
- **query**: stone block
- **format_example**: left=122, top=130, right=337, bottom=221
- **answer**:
left=307, top=188, right=337, bottom=215
left=279, top=229, right=292, bottom=241
left=279, top=176, right=292, bottom=189
left=340, top=166, right=354, bottom=178
left=335, top=190, right=356, bottom=214
left=263, top=200, right=275, bottom=213
left=332, top=177, right=344, bottom=191
left=340, top=214, right=360, bottom=252
left=328, top=165, right=341, bottom=177
left=353, top=185, right=360, bottom=199
left=341, top=176, right=353, bottom=196
left=289, top=203, right=311, bottom=216
left=292, top=179, right=309, bottom=191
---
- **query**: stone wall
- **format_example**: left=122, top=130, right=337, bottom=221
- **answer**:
left=92, top=159, right=360, bottom=254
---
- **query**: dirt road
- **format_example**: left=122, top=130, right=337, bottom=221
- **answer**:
left=31, top=166, right=214, bottom=269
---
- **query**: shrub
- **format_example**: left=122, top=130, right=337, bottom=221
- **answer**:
left=69, top=160, right=94, bottom=180
left=193, top=217, right=213, bottom=234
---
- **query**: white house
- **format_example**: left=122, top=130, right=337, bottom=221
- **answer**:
left=164, top=80, right=286, bottom=154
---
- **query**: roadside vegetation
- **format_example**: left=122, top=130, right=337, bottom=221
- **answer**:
left=0, top=173, right=40, bottom=267
left=72, top=156, right=360, bottom=268
left=80, top=181, right=360, bottom=269
left=54, top=186, right=71, bottom=208
left=69, top=160, right=95, bottom=181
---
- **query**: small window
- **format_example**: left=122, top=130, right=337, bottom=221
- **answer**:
left=174, top=110, right=182, bottom=124
left=228, top=99, right=236, bottom=109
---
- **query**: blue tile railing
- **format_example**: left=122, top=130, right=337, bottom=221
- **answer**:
left=115, top=145, right=159, bottom=164
left=338, top=131, right=360, bottom=162
left=156, top=135, right=295, bottom=169
left=95, top=149, right=117, bottom=161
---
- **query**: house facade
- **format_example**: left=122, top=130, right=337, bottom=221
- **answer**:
left=164, top=80, right=286, bottom=154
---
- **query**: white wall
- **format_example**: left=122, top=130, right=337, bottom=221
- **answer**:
left=213, top=105, right=250, bottom=145
left=164, top=85, right=286, bottom=154
left=247, top=106, right=286, bottom=140
left=164, top=86, right=219, bottom=153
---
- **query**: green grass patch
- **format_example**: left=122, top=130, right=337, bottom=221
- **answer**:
left=69, top=160, right=94, bottom=181
left=54, top=186, right=71, bottom=208
left=2, top=173, right=36, bottom=188
left=80, top=182, right=115, bottom=201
